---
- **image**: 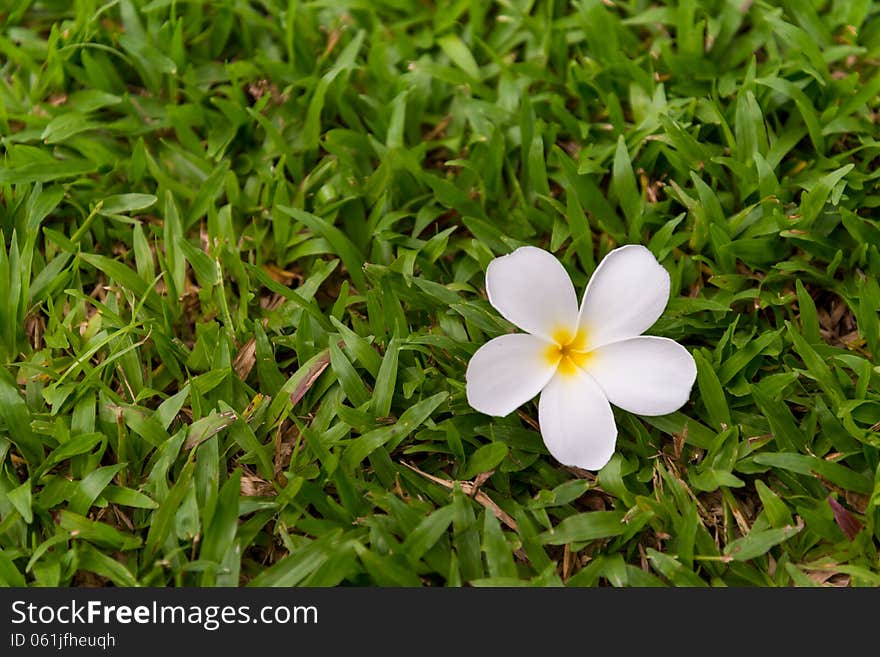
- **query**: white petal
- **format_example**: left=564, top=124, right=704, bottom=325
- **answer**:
left=578, top=244, right=670, bottom=349
left=466, top=333, right=558, bottom=417
left=486, top=246, right=579, bottom=342
left=538, top=369, right=617, bottom=470
left=586, top=336, right=697, bottom=416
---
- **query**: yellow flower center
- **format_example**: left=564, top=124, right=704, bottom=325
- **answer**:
left=545, top=328, right=592, bottom=376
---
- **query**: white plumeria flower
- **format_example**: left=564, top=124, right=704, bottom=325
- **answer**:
left=466, top=245, right=697, bottom=471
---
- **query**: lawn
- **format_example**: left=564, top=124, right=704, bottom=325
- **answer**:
left=0, top=0, right=878, bottom=587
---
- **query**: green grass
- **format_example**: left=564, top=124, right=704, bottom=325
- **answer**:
left=0, top=0, right=878, bottom=587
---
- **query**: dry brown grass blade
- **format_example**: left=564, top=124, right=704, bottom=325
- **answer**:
left=828, top=496, right=862, bottom=540
left=241, top=469, right=277, bottom=497
left=401, top=461, right=518, bottom=532
left=233, top=337, right=257, bottom=380
left=800, top=561, right=852, bottom=587
left=289, top=353, right=330, bottom=407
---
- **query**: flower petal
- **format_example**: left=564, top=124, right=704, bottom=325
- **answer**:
left=578, top=244, right=670, bottom=348
left=538, top=369, right=617, bottom=470
left=486, top=246, right=579, bottom=341
left=586, top=336, right=697, bottom=416
left=466, top=333, right=558, bottom=417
